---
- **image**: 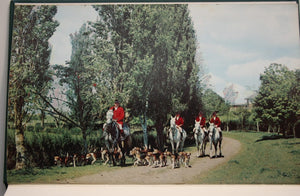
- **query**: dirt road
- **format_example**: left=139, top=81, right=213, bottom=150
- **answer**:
left=62, top=137, right=241, bottom=184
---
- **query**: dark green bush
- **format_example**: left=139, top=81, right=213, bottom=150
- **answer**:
left=44, top=122, right=56, bottom=128
left=70, top=127, right=81, bottom=135
left=34, top=123, right=43, bottom=132
left=26, top=125, right=34, bottom=132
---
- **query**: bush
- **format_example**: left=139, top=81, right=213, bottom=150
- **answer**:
left=34, top=123, right=43, bottom=132
left=70, top=127, right=81, bottom=135
left=44, top=122, right=56, bottom=128
left=26, top=125, right=34, bottom=132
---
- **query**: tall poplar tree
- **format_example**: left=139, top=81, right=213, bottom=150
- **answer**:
left=54, top=24, right=100, bottom=153
left=92, top=4, right=202, bottom=150
left=9, top=5, right=58, bottom=169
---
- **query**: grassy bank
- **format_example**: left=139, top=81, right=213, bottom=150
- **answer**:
left=191, top=131, right=300, bottom=184
left=7, top=131, right=300, bottom=184
left=7, top=159, right=134, bottom=184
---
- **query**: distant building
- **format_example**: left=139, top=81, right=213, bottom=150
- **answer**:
left=230, top=92, right=257, bottom=111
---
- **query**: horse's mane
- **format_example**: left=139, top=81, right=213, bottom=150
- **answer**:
left=106, top=110, right=113, bottom=123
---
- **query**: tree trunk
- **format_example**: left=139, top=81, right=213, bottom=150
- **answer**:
left=82, top=128, right=88, bottom=154
left=155, top=122, right=164, bottom=151
left=268, top=125, right=271, bottom=133
left=15, top=129, right=26, bottom=170
left=256, top=121, right=260, bottom=132
left=240, top=114, right=244, bottom=130
left=226, top=112, right=229, bottom=132
left=41, top=109, right=45, bottom=128
left=139, top=114, right=148, bottom=148
left=14, top=96, right=26, bottom=170
left=282, top=125, right=286, bottom=137
left=293, top=123, right=296, bottom=138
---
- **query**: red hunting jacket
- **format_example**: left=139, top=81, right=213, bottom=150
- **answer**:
left=110, top=106, right=125, bottom=126
left=175, top=116, right=184, bottom=127
left=210, top=116, right=221, bottom=127
left=196, top=116, right=206, bottom=127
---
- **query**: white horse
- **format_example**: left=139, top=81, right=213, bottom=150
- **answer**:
left=194, top=121, right=208, bottom=157
left=208, top=123, right=222, bottom=158
left=169, top=116, right=187, bottom=154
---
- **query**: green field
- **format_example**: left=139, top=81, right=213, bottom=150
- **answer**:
left=7, top=158, right=134, bottom=184
left=7, top=131, right=300, bottom=184
left=191, top=131, right=300, bottom=184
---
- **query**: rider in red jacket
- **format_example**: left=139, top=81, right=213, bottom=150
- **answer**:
left=210, top=111, right=222, bottom=133
left=175, top=113, right=184, bottom=138
left=110, top=100, right=125, bottom=136
left=194, top=112, right=207, bottom=133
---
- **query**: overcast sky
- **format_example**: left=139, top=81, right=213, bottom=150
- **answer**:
left=49, top=2, right=300, bottom=104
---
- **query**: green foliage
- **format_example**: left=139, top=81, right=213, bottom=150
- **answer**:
left=89, top=4, right=202, bottom=149
left=8, top=5, right=59, bottom=169
left=7, top=127, right=105, bottom=169
left=54, top=23, right=104, bottom=152
left=254, top=64, right=300, bottom=135
left=34, top=122, right=43, bottom=132
left=202, top=89, right=229, bottom=117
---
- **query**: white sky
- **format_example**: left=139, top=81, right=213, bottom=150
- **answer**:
left=49, top=2, right=300, bottom=104
left=189, top=2, right=300, bottom=103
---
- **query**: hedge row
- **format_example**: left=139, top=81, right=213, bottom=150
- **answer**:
left=6, top=128, right=104, bottom=169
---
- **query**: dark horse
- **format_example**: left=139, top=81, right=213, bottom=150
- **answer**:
left=103, top=110, right=132, bottom=166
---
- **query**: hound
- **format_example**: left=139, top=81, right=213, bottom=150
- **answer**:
left=100, top=148, right=110, bottom=165
left=179, top=152, right=192, bottom=168
left=130, top=147, right=148, bottom=166
left=171, top=153, right=181, bottom=169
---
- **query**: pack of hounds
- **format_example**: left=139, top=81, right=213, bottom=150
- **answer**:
left=54, top=146, right=191, bottom=169
left=129, top=147, right=191, bottom=169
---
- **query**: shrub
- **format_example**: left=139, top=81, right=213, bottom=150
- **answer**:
left=70, top=127, right=81, bottom=135
left=26, top=125, right=34, bottom=132
left=34, top=123, right=43, bottom=132
left=44, top=122, right=56, bottom=128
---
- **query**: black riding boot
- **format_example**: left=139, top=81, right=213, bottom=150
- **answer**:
left=120, top=131, right=125, bottom=140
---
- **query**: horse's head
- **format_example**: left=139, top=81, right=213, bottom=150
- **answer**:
left=194, top=120, right=201, bottom=133
left=106, top=109, right=114, bottom=124
left=170, top=116, right=176, bottom=129
left=104, top=109, right=118, bottom=139
left=209, top=123, right=215, bottom=132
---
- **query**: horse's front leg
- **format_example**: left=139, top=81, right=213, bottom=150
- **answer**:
left=180, top=139, right=185, bottom=152
left=209, top=135, right=213, bottom=158
left=219, top=139, right=222, bottom=157
left=195, top=137, right=200, bottom=157
left=176, top=142, right=181, bottom=153
left=214, top=142, right=218, bottom=158
left=171, top=141, right=175, bottom=154
left=203, top=136, right=208, bottom=156
left=200, top=140, right=204, bottom=157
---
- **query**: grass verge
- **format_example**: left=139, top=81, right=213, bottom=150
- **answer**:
left=7, top=160, right=134, bottom=184
left=190, top=131, right=300, bottom=184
